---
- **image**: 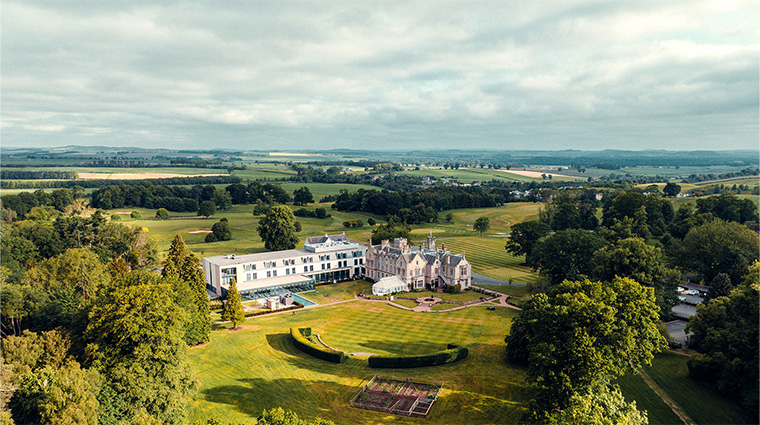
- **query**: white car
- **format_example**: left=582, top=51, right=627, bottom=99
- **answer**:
left=678, top=296, right=686, bottom=302
left=676, top=287, right=685, bottom=292
left=687, top=289, right=700, bottom=296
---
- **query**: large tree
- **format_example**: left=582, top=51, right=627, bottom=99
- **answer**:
left=292, top=186, right=314, bottom=206
left=198, top=200, right=217, bottom=218
left=84, top=272, right=196, bottom=424
left=674, top=219, right=758, bottom=281
left=473, top=216, right=491, bottom=236
left=506, top=277, right=666, bottom=422
left=531, top=229, right=608, bottom=286
left=505, top=220, right=551, bottom=266
left=257, top=205, right=299, bottom=251
left=221, top=279, right=245, bottom=330
left=162, top=234, right=211, bottom=346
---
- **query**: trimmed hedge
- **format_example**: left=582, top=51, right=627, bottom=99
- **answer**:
left=368, top=343, right=468, bottom=368
left=290, top=327, right=346, bottom=364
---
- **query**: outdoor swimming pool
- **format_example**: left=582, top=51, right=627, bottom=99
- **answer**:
left=293, top=293, right=317, bottom=307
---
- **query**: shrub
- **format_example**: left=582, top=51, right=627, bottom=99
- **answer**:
left=130, top=211, right=142, bottom=219
left=352, top=220, right=363, bottom=228
left=290, top=327, right=346, bottom=363
left=111, top=214, right=121, bottom=221
left=368, top=343, right=468, bottom=368
left=343, top=221, right=352, bottom=228
left=294, top=221, right=302, bottom=232
left=367, top=217, right=376, bottom=226
left=205, top=233, right=218, bottom=243
left=155, top=208, right=169, bottom=220
left=315, top=207, right=328, bottom=219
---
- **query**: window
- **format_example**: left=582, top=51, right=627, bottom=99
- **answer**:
left=292, top=267, right=296, bottom=274
left=286, top=268, right=290, bottom=275
left=267, top=271, right=271, bottom=278
left=304, top=266, right=309, bottom=273
left=252, top=272, right=257, bottom=279
left=321, top=264, right=325, bottom=270
left=273, top=270, right=277, bottom=277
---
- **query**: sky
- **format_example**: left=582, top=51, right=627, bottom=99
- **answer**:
left=1, top=1, right=758, bottom=151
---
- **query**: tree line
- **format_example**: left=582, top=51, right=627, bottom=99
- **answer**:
left=1, top=174, right=241, bottom=190
left=1, top=170, right=79, bottom=180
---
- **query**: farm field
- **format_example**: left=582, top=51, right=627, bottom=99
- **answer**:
left=1, top=166, right=230, bottom=175
left=397, top=166, right=581, bottom=183
left=188, top=302, right=528, bottom=425
left=587, top=165, right=754, bottom=178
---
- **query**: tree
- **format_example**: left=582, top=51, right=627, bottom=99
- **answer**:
left=531, top=229, right=608, bottom=286
left=591, top=237, right=664, bottom=288
left=674, top=219, right=758, bottom=281
left=211, top=190, right=232, bottom=210
left=704, top=273, right=732, bottom=303
left=292, top=186, right=314, bottom=206
left=221, top=279, right=245, bottom=330
left=163, top=234, right=190, bottom=279
left=257, top=205, right=299, bottom=251
left=445, top=213, right=454, bottom=223
left=198, top=201, right=217, bottom=218
left=505, top=220, right=551, bottom=266
left=255, top=407, right=335, bottom=425
left=686, top=262, right=759, bottom=412
left=473, top=216, right=490, bottom=236
left=506, top=278, right=666, bottom=421
left=663, top=182, right=681, bottom=197
left=9, top=361, right=100, bottom=425
left=314, top=207, right=328, bottom=219
left=84, top=273, right=197, bottom=424
left=209, top=218, right=232, bottom=242
left=536, top=378, right=647, bottom=425
left=130, top=210, right=142, bottom=219
left=155, top=208, right=169, bottom=220
left=162, top=235, right=210, bottom=346
left=294, top=221, right=302, bottom=232
left=367, top=217, right=376, bottom=226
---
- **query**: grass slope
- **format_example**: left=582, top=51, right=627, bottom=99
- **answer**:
left=439, top=237, right=539, bottom=284
left=188, top=302, right=529, bottom=425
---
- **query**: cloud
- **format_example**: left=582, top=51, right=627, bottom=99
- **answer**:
left=1, top=0, right=757, bottom=150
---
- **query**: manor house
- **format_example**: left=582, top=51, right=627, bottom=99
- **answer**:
left=365, top=234, right=471, bottom=291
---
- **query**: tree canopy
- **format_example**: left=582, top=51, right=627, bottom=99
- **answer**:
left=221, top=279, right=245, bottom=330
left=505, top=220, right=551, bottom=266
left=293, top=186, right=314, bottom=206
left=531, top=229, right=607, bottom=286
left=473, top=216, right=490, bottom=236
left=674, top=219, right=758, bottom=281
left=506, top=277, right=666, bottom=421
left=257, top=205, right=299, bottom=251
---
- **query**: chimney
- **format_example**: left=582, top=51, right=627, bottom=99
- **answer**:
left=381, top=239, right=390, bottom=248
left=393, top=238, right=407, bottom=250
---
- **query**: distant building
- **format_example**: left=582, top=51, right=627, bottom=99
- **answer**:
left=365, top=234, right=471, bottom=291
left=202, top=233, right=366, bottom=300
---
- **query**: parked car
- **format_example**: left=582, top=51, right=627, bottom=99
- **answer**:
left=676, top=287, right=685, bottom=292
left=687, top=289, right=700, bottom=295
left=678, top=296, right=686, bottom=302
left=487, top=306, right=496, bottom=311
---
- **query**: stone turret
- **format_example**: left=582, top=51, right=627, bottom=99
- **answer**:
left=426, top=231, right=436, bottom=250
left=393, top=238, right=407, bottom=250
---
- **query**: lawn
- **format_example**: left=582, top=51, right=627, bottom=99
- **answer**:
left=476, top=284, right=530, bottom=297
left=114, top=205, right=381, bottom=258
left=279, top=183, right=381, bottom=202
left=642, top=352, right=756, bottom=425
left=438, top=237, right=540, bottom=284
left=303, top=280, right=373, bottom=304
left=391, top=299, right=419, bottom=309
left=188, top=302, right=529, bottom=424
left=615, top=372, right=683, bottom=425
left=614, top=352, right=755, bottom=425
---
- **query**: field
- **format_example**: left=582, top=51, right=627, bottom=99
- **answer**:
left=438, top=237, right=539, bottom=284
left=188, top=302, right=529, bottom=424
left=106, top=203, right=543, bottom=287
left=398, top=167, right=580, bottom=184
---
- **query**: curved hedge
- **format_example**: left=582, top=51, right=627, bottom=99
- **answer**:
left=368, top=343, right=468, bottom=368
left=290, top=327, right=346, bottom=364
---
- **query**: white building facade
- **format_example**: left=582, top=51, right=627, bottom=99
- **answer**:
left=202, top=233, right=366, bottom=300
